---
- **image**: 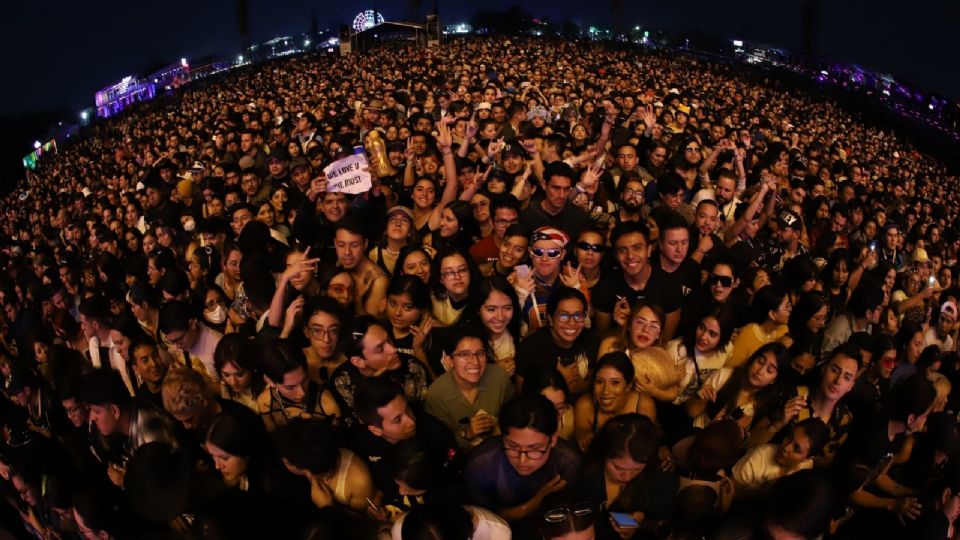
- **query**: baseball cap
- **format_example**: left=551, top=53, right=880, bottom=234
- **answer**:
left=387, top=206, right=414, bottom=222
left=778, top=210, right=803, bottom=231
left=289, top=157, right=310, bottom=172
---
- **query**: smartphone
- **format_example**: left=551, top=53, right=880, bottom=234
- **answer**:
left=929, top=276, right=936, bottom=286
left=515, top=264, right=531, bottom=279
left=869, top=241, right=877, bottom=251
left=611, top=512, right=639, bottom=528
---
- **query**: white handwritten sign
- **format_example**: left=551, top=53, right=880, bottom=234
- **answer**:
left=323, top=153, right=371, bottom=194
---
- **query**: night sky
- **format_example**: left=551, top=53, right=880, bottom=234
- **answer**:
left=1, top=0, right=957, bottom=120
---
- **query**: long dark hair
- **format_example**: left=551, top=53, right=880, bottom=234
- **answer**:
left=464, top=275, right=522, bottom=351
left=213, top=333, right=266, bottom=397
left=206, top=410, right=271, bottom=490
left=439, top=200, right=480, bottom=251
left=748, top=285, right=788, bottom=325
left=682, top=305, right=737, bottom=358
left=788, top=292, right=828, bottom=344
left=708, top=342, right=789, bottom=420
left=429, top=246, right=479, bottom=301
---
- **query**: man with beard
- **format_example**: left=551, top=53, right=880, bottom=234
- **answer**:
left=611, top=173, right=647, bottom=228
left=701, top=170, right=741, bottom=231
left=759, top=209, right=809, bottom=274
left=691, top=199, right=726, bottom=266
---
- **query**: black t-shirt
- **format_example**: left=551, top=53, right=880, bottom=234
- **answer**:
left=649, top=255, right=701, bottom=314
left=591, top=270, right=665, bottom=315
left=347, top=412, right=457, bottom=499
left=832, top=414, right=896, bottom=495
left=519, top=200, right=592, bottom=241
left=516, top=327, right=599, bottom=380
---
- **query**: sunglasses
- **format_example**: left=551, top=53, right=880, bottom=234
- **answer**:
left=530, top=247, right=563, bottom=259
left=543, top=502, right=594, bottom=523
left=708, top=274, right=734, bottom=287
left=576, top=242, right=604, bottom=253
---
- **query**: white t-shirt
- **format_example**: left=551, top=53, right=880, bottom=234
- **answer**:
left=732, top=444, right=812, bottom=489
left=924, top=327, right=956, bottom=353
left=391, top=505, right=511, bottom=540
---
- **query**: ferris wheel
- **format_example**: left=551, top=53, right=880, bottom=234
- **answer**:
left=352, top=10, right=385, bottom=32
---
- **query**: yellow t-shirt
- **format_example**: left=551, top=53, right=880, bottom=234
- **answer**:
left=725, top=323, right=789, bottom=368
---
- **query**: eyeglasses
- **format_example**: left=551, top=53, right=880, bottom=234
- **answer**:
left=308, top=326, right=340, bottom=341
left=441, top=266, right=470, bottom=280
left=452, top=350, right=487, bottom=362
left=623, top=188, right=643, bottom=199
left=64, top=403, right=87, bottom=416
left=164, top=331, right=189, bottom=347
left=576, top=242, right=604, bottom=253
left=554, top=312, right=586, bottom=323
left=708, top=274, right=734, bottom=287
left=494, top=218, right=518, bottom=226
left=530, top=247, right=563, bottom=259
left=543, top=501, right=594, bottom=523
left=632, top=317, right=661, bottom=333
left=503, top=443, right=549, bottom=460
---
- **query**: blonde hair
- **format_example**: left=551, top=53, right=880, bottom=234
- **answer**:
left=162, top=366, right=212, bottom=415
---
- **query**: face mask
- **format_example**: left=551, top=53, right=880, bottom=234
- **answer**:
left=204, top=304, right=226, bottom=325
left=182, top=217, right=196, bottom=232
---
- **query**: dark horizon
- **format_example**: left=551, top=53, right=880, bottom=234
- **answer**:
left=1, top=0, right=958, bottom=122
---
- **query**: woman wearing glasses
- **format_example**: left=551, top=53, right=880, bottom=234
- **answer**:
left=574, top=352, right=657, bottom=452
left=425, top=330, right=515, bottom=450
left=598, top=301, right=665, bottom=358
left=516, top=287, right=599, bottom=396
left=429, top=247, right=477, bottom=327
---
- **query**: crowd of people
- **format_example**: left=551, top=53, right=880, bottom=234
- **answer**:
left=2, top=35, right=960, bottom=539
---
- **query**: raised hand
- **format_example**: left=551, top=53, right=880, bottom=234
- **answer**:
left=559, top=261, right=582, bottom=289
left=581, top=161, right=603, bottom=189
left=410, top=314, right=434, bottom=352
left=465, top=114, right=479, bottom=140
left=641, top=105, right=657, bottom=129
left=436, top=121, right=453, bottom=153
left=488, top=137, right=505, bottom=159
